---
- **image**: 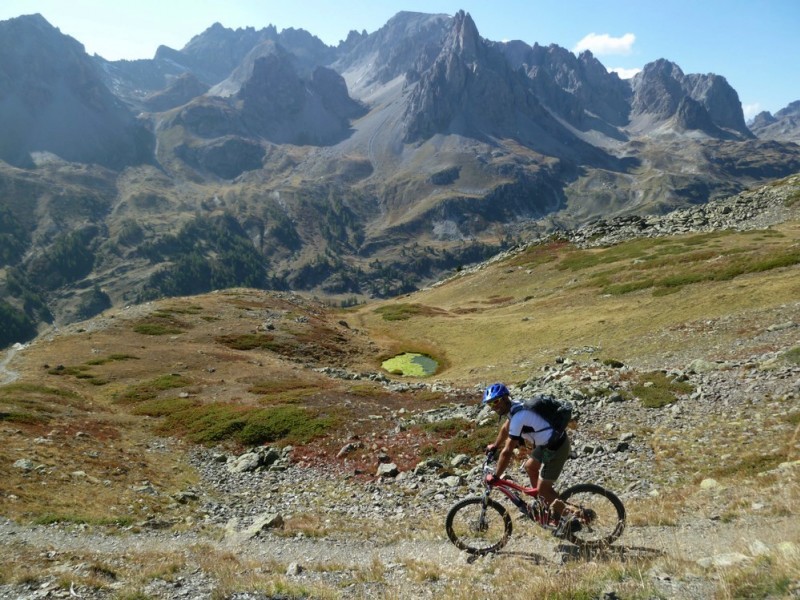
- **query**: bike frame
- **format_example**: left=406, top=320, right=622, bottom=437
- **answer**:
left=481, top=459, right=552, bottom=526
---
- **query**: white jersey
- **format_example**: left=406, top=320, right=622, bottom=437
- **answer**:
left=507, top=401, right=554, bottom=447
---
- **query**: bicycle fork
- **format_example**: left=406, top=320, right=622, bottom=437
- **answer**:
left=474, top=492, right=493, bottom=532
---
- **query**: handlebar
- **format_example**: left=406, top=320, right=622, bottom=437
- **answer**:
left=482, top=451, right=497, bottom=486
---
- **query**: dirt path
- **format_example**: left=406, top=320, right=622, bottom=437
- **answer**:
left=0, top=343, right=22, bottom=385
left=2, top=512, right=796, bottom=574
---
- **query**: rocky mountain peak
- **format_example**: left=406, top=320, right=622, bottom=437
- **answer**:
left=630, top=58, right=750, bottom=138
left=333, top=11, right=450, bottom=95
left=156, top=22, right=286, bottom=85
left=448, top=10, right=481, bottom=63
left=750, top=100, right=800, bottom=143
left=777, top=100, right=800, bottom=119
left=683, top=72, right=750, bottom=137
left=630, top=59, right=686, bottom=119
left=751, top=111, right=778, bottom=128
left=142, top=72, right=210, bottom=112
left=497, top=41, right=630, bottom=128
left=0, top=13, right=152, bottom=168
left=673, top=96, right=720, bottom=135
left=238, top=50, right=305, bottom=119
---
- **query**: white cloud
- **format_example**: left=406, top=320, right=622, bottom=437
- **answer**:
left=574, top=32, right=636, bottom=56
left=742, top=102, right=762, bottom=120
left=610, top=67, right=641, bottom=79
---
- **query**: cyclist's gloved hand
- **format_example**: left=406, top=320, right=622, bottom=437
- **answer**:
left=485, top=443, right=497, bottom=456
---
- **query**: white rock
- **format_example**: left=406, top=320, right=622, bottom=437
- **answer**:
left=697, top=553, right=751, bottom=568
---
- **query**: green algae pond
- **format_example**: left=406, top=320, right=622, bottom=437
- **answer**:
left=381, top=353, right=438, bottom=377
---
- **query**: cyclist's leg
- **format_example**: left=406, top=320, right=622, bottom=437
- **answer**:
left=523, top=453, right=541, bottom=488
left=537, top=436, right=571, bottom=515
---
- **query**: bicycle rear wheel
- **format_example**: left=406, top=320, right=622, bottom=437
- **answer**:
left=445, top=496, right=513, bottom=555
left=557, top=483, right=625, bottom=548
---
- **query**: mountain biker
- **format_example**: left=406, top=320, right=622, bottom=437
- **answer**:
left=483, top=383, right=572, bottom=521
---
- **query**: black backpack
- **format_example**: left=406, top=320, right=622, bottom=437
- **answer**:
left=509, top=394, right=574, bottom=449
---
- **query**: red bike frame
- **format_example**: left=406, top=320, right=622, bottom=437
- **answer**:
left=483, top=467, right=554, bottom=527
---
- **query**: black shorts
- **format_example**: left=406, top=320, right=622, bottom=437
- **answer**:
left=531, top=434, right=570, bottom=481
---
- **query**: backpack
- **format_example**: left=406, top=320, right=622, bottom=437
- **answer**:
left=509, top=394, right=574, bottom=449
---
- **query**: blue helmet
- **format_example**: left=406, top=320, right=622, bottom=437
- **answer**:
left=482, top=383, right=509, bottom=404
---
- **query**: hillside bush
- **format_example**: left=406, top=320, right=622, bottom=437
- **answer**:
left=25, top=226, right=97, bottom=290
left=782, top=347, right=800, bottom=365
left=156, top=402, right=336, bottom=446
left=0, top=205, right=29, bottom=266
left=137, top=213, right=273, bottom=301
left=633, top=371, right=694, bottom=408
left=0, top=299, right=37, bottom=347
left=116, top=375, right=190, bottom=404
left=75, top=285, right=112, bottom=321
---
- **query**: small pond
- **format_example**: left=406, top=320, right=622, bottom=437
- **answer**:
left=381, top=352, right=438, bottom=377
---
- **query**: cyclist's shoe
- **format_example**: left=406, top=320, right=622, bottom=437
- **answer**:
left=553, top=516, right=582, bottom=538
left=581, top=508, right=597, bottom=524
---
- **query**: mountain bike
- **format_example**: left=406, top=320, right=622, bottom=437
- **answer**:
left=445, top=451, right=625, bottom=554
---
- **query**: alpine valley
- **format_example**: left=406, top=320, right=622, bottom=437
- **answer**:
left=1, top=10, right=799, bottom=346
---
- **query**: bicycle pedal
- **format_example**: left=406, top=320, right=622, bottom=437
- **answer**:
left=553, top=517, right=581, bottom=538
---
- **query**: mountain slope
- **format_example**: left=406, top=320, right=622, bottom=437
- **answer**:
left=750, top=100, right=800, bottom=144
left=0, top=176, right=797, bottom=599
left=1, top=11, right=800, bottom=343
left=0, top=14, right=153, bottom=169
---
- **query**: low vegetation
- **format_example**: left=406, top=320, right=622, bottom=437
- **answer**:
left=0, top=193, right=797, bottom=597
left=137, top=214, right=275, bottom=301
left=631, top=371, right=694, bottom=408
left=132, top=313, right=191, bottom=335
left=417, top=420, right=497, bottom=460
left=115, top=374, right=191, bottom=404
left=559, top=230, right=800, bottom=297
left=0, top=383, right=84, bottom=425
left=216, top=333, right=282, bottom=351
left=154, top=402, right=337, bottom=446
left=374, top=303, right=448, bottom=321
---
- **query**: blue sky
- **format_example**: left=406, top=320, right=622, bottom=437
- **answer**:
left=1, top=0, right=797, bottom=119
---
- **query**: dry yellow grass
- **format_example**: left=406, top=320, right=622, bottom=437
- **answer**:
left=1, top=201, right=799, bottom=598
left=351, top=221, right=800, bottom=384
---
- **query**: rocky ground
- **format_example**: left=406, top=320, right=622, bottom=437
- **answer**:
left=1, top=175, right=799, bottom=599
left=2, top=346, right=798, bottom=599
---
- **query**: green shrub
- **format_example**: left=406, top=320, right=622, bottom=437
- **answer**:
left=418, top=423, right=497, bottom=460
left=785, top=190, right=800, bottom=207
left=216, top=334, right=281, bottom=351
left=237, top=406, right=336, bottom=446
left=133, top=323, right=184, bottom=335
left=602, top=359, right=625, bottom=369
left=85, top=354, right=139, bottom=366
left=0, top=383, right=80, bottom=398
left=602, top=279, right=655, bottom=295
left=130, top=397, right=196, bottom=417
left=633, top=371, right=694, bottom=408
left=781, top=347, right=800, bottom=365
left=0, top=410, right=47, bottom=424
left=157, top=402, right=336, bottom=446
left=116, top=375, right=189, bottom=404
left=374, top=304, right=425, bottom=321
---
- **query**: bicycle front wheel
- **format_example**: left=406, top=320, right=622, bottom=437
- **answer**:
left=445, top=496, right=513, bottom=555
left=558, top=483, right=625, bottom=549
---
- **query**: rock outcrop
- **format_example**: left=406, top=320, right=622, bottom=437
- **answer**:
left=142, top=73, right=209, bottom=112
left=630, top=59, right=751, bottom=138
left=0, top=14, right=153, bottom=168
left=750, top=100, right=800, bottom=144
